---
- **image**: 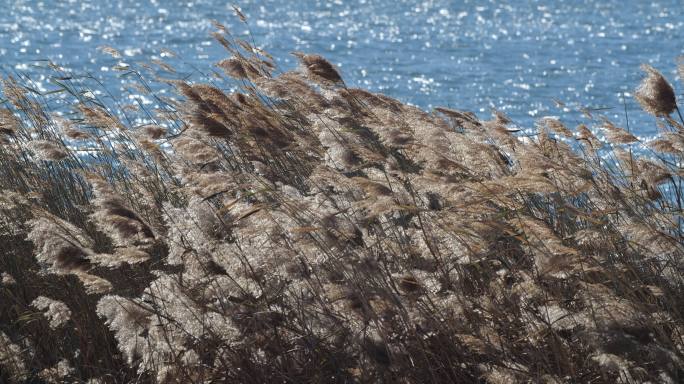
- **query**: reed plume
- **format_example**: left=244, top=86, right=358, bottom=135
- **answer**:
left=292, top=51, right=345, bottom=86
left=31, top=296, right=72, bottom=329
left=635, top=64, right=677, bottom=117
left=602, top=119, right=638, bottom=144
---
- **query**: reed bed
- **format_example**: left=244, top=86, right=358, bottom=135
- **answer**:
left=1, top=17, right=684, bottom=384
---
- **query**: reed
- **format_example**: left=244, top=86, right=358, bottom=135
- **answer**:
left=1, top=15, right=684, bottom=384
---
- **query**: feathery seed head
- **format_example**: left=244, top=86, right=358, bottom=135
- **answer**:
left=635, top=64, right=677, bottom=116
left=292, top=52, right=344, bottom=86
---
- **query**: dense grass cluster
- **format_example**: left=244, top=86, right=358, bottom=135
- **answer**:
left=2, top=19, right=684, bottom=383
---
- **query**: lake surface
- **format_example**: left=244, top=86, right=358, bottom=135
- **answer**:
left=2, top=0, right=683, bottom=135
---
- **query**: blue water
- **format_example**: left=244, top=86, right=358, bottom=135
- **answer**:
left=2, top=0, right=684, bottom=134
